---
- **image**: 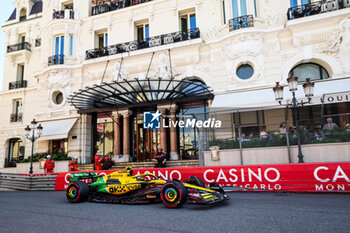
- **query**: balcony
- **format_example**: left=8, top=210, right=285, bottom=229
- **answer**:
left=48, top=55, right=65, bottom=66
left=91, top=0, right=152, bottom=16
left=86, top=28, right=200, bottom=60
left=229, top=15, right=254, bottom=31
left=10, top=113, right=23, bottom=123
left=287, top=0, right=350, bottom=20
left=9, top=80, right=28, bottom=90
left=52, top=10, right=76, bottom=20
left=7, top=42, right=31, bottom=53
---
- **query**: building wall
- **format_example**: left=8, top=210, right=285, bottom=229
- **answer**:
left=0, top=0, right=349, bottom=167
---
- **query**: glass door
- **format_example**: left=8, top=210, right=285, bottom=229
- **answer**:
left=136, top=119, right=160, bottom=162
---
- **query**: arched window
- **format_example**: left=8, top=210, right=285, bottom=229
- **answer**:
left=20, top=8, right=27, bottom=21
left=290, top=63, right=329, bottom=82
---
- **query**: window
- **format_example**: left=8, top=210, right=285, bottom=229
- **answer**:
left=6, top=138, right=24, bottom=167
left=54, top=36, right=65, bottom=64
left=96, top=119, right=114, bottom=156
left=136, top=24, right=149, bottom=42
left=236, top=64, right=254, bottom=80
left=18, top=34, right=26, bottom=49
left=13, top=99, right=22, bottom=115
left=11, top=99, right=22, bottom=122
left=19, top=34, right=25, bottom=43
left=17, top=64, right=24, bottom=81
left=232, top=0, right=247, bottom=17
left=222, top=0, right=227, bottom=24
left=49, top=139, right=67, bottom=155
left=231, top=0, right=256, bottom=18
left=96, top=32, right=108, bottom=49
left=52, top=91, right=64, bottom=105
left=290, top=63, right=329, bottom=82
left=19, top=8, right=27, bottom=21
left=180, top=12, right=196, bottom=34
left=69, top=35, right=73, bottom=56
left=290, top=0, right=310, bottom=7
left=55, top=35, right=65, bottom=55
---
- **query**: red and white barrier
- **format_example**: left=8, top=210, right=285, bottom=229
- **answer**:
left=54, top=162, right=350, bottom=192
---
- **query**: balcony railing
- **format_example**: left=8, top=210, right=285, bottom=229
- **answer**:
left=52, top=10, right=75, bottom=20
left=91, top=0, right=152, bottom=16
left=287, top=0, right=350, bottom=20
left=7, top=42, right=31, bottom=53
left=48, top=55, right=65, bottom=66
left=229, top=15, right=254, bottom=31
left=9, top=80, right=27, bottom=90
left=10, top=113, right=23, bottom=123
left=86, top=28, right=200, bottom=60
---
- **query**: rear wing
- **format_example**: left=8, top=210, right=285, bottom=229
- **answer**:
left=68, top=172, right=102, bottom=183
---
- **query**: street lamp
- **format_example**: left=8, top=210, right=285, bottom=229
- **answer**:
left=25, top=119, right=43, bottom=174
left=273, top=77, right=315, bottom=163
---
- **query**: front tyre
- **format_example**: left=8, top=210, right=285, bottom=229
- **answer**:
left=66, top=181, right=89, bottom=203
left=160, top=181, right=187, bottom=208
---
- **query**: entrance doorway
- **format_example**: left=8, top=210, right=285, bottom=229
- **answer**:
left=135, top=119, right=160, bottom=162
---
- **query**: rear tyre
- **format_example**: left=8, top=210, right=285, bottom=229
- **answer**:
left=185, top=176, right=206, bottom=188
left=66, top=181, right=89, bottom=203
left=160, top=181, right=187, bottom=208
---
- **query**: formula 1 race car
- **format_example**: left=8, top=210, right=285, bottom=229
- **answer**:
left=66, top=168, right=229, bottom=208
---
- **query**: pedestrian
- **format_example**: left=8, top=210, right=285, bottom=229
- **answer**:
left=155, top=149, right=166, bottom=168
left=44, top=155, right=55, bottom=173
left=260, top=126, right=269, bottom=139
left=279, top=122, right=287, bottom=136
left=322, top=117, right=338, bottom=137
left=95, top=150, right=103, bottom=170
left=68, top=156, right=79, bottom=172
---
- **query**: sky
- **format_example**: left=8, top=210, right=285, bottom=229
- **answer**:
left=0, top=1, right=16, bottom=91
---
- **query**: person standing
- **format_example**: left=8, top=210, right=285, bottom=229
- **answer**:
left=95, top=150, right=103, bottom=170
left=279, top=122, right=287, bottom=136
left=68, top=156, right=79, bottom=172
left=322, top=117, right=338, bottom=137
left=44, top=155, right=55, bottom=173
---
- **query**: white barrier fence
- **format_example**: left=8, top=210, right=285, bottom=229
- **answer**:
left=0, top=173, right=56, bottom=191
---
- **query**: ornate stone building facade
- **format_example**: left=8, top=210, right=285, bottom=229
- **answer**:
left=1, top=0, right=349, bottom=168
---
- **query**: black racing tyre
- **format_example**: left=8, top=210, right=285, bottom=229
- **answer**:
left=66, top=181, right=89, bottom=203
left=185, top=176, right=206, bottom=188
left=160, top=181, right=188, bottom=208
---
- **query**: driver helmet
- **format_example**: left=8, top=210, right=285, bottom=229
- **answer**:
left=47, top=155, right=52, bottom=159
left=74, top=156, right=78, bottom=160
left=97, top=150, right=101, bottom=155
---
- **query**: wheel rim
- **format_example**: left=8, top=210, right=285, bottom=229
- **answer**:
left=164, top=187, right=177, bottom=202
left=68, top=186, right=77, bottom=199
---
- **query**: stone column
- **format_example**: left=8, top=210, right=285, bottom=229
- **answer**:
left=159, top=108, right=167, bottom=153
left=80, top=113, right=92, bottom=164
left=169, top=107, right=179, bottom=160
left=122, top=110, right=132, bottom=162
left=112, top=112, right=121, bottom=156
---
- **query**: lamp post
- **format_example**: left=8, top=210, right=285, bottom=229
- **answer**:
left=273, top=77, right=315, bottom=163
left=25, top=119, right=43, bottom=174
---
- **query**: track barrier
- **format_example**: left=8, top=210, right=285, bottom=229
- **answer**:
left=1, top=162, right=349, bottom=193
left=0, top=173, right=56, bottom=191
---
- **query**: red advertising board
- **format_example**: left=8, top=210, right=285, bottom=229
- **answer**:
left=54, top=162, right=350, bottom=192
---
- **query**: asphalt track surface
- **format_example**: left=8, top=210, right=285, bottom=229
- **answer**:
left=0, top=192, right=349, bottom=233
